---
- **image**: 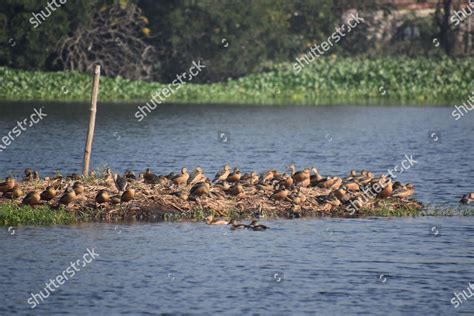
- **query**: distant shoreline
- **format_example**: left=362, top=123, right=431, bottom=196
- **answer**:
left=0, top=57, right=471, bottom=105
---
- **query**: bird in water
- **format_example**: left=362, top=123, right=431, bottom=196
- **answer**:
left=227, top=219, right=249, bottom=230
left=249, top=220, right=269, bottom=231
left=206, top=215, right=229, bottom=225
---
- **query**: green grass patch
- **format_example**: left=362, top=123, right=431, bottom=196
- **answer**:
left=0, top=202, right=77, bottom=226
left=0, top=57, right=472, bottom=104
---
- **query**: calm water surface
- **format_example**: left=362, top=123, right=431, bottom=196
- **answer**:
left=0, top=102, right=473, bottom=315
left=1, top=217, right=474, bottom=315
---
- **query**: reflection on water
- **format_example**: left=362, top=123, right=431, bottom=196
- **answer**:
left=1, top=217, right=474, bottom=314
left=0, top=102, right=473, bottom=207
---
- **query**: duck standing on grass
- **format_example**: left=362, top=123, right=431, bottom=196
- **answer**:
left=22, top=191, right=41, bottom=206
left=188, top=167, right=206, bottom=186
left=59, top=188, right=76, bottom=206
left=73, top=182, right=85, bottom=195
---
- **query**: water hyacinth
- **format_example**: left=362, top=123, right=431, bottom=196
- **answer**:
left=0, top=57, right=472, bottom=104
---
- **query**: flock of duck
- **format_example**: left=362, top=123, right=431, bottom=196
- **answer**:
left=0, top=165, right=471, bottom=221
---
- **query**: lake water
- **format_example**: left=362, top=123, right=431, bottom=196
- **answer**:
left=1, top=217, right=474, bottom=315
left=0, top=102, right=473, bottom=314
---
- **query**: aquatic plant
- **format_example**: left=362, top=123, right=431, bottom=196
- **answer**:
left=0, top=202, right=77, bottom=226
left=0, top=57, right=471, bottom=104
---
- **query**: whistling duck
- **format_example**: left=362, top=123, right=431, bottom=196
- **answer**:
left=125, top=170, right=137, bottom=180
left=96, top=190, right=110, bottom=204
left=23, top=168, right=34, bottom=181
left=345, top=182, right=360, bottom=192
left=228, top=183, right=244, bottom=196
left=328, top=177, right=343, bottom=190
left=172, top=168, right=189, bottom=187
left=256, top=183, right=273, bottom=192
left=460, top=193, right=474, bottom=204
left=114, top=174, right=128, bottom=192
left=40, top=186, right=57, bottom=201
left=189, top=180, right=211, bottom=197
left=22, top=191, right=41, bottom=206
left=228, top=219, right=249, bottom=230
left=4, top=186, right=23, bottom=199
left=213, top=165, right=231, bottom=183
left=270, top=187, right=289, bottom=201
left=279, top=174, right=293, bottom=189
left=59, top=188, right=76, bottom=205
left=121, top=188, right=135, bottom=203
left=377, top=177, right=393, bottom=199
left=0, top=177, right=15, bottom=193
left=144, top=168, right=161, bottom=184
left=188, top=167, right=206, bottom=186
left=206, top=215, right=229, bottom=225
left=226, top=168, right=241, bottom=183
left=249, top=220, right=268, bottom=231
left=289, top=165, right=311, bottom=185
left=73, top=182, right=85, bottom=195
left=259, top=170, right=275, bottom=184
left=392, top=183, right=414, bottom=199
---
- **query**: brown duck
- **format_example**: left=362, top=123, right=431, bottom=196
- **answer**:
left=95, top=190, right=110, bottom=204
left=73, top=182, right=85, bottom=195
left=0, top=177, right=16, bottom=193
left=213, top=165, right=231, bottom=183
left=59, top=188, right=76, bottom=206
left=172, top=167, right=189, bottom=187
left=189, top=180, right=211, bottom=198
left=40, top=186, right=57, bottom=201
left=4, top=186, right=23, bottom=199
left=226, top=168, right=241, bottom=183
left=392, top=183, right=414, bottom=199
left=270, top=187, right=289, bottom=201
left=22, top=191, right=41, bottom=206
left=188, top=167, right=206, bottom=186
left=121, top=188, right=135, bottom=203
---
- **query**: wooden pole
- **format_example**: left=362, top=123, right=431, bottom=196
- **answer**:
left=82, top=65, right=101, bottom=176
